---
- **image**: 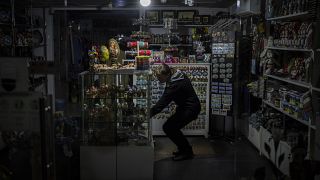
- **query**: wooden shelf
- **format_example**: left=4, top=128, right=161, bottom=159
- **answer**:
left=267, top=12, right=310, bottom=21
left=266, top=75, right=310, bottom=89
left=267, top=46, right=313, bottom=52
left=263, top=100, right=316, bottom=130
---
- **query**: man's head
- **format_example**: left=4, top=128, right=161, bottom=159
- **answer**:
left=153, top=63, right=171, bottom=83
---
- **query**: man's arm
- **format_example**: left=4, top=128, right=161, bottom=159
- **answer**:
left=150, top=83, right=179, bottom=117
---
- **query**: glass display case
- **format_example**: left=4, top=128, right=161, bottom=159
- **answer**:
left=80, top=69, right=152, bottom=146
left=79, top=69, right=154, bottom=180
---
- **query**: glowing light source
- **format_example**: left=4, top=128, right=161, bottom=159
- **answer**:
left=140, top=0, right=151, bottom=6
left=185, top=0, right=194, bottom=6
left=237, top=0, right=240, bottom=7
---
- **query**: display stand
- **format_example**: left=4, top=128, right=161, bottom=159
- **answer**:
left=150, top=63, right=210, bottom=138
left=209, top=19, right=238, bottom=142
left=79, top=70, right=153, bottom=180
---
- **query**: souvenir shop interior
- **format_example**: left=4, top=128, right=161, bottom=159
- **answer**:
left=0, top=0, right=320, bottom=179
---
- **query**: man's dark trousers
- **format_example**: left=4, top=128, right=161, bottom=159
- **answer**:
left=162, top=109, right=199, bottom=153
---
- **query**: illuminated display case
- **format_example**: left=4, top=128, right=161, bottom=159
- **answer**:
left=79, top=69, right=153, bottom=180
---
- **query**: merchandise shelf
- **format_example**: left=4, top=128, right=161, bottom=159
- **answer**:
left=85, top=97, right=148, bottom=100
left=263, top=100, right=316, bottom=130
left=149, top=43, right=192, bottom=47
left=153, top=63, right=211, bottom=66
left=149, top=24, right=212, bottom=28
left=182, top=24, right=212, bottom=27
left=191, top=82, right=209, bottom=84
left=82, top=69, right=149, bottom=75
left=313, top=87, right=320, bottom=93
left=267, top=12, right=309, bottom=21
left=0, top=22, right=12, bottom=25
left=122, top=59, right=135, bottom=62
left=266, top=75, right=310, bottom=88
left=149, top=24, right=163, bottom=27
left=267, top=46, right=313, bottom=52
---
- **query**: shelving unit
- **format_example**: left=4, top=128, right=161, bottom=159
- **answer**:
left=149, top=43, right=192, bottom=47
left=245, top=1, right=320, bottom=175
left=261, top=0, right=319, bottom=168
left=266, top=75, right=310, bottom=88
left=267, top=46, right=313, bottom=52
left=0, top=22, right=12, bottom=25
left=0, top=1, right=51, bottom=96
left=313, top=87, right=320, bottom=92
left=181, top=24, right=212, bottom=27
left=263, top=100, right=316, bottom=129
left=149, top=24, right=212, bottom=28
left=266, top=11, right=310, bottom=21
left=148, top=22, right=211, bottom=55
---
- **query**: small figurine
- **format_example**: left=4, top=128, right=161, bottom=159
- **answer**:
left=88, top=46, right=99, bottom=65
left=100, top=45, right=109, bottom=63
left=289, top=57, right=305, bottom=80
left=304, top=23, right=313, bottom=49
left=260, top=49, right=276, bottom=75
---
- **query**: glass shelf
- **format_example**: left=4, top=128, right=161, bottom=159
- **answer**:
left=149, top=43, right=192, bottom=47
left=267, top=12, right=310, bottom=21
left=80, top=71, right=152, bottom=146
left=149, top=24, right=212, bottom=28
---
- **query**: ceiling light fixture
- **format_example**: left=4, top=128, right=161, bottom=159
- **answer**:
left=140, top=0, right=151, bottom=7
left=185, top=0, right=194, bottom=6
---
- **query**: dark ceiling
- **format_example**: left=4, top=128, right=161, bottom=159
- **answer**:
left=26, top=0, right=235, bottom=8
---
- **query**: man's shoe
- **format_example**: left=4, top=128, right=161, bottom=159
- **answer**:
left=172, top=151, right=181, bottom=156
left=172, top=152, right=194, bottom=161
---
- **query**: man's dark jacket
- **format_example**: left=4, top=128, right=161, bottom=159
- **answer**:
left=150, top=70, right=201, bottom=117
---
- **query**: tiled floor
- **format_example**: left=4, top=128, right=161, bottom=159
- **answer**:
left=153, top=137, right=278, bottom=180
left=154, top=137, right=216, bottom=161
